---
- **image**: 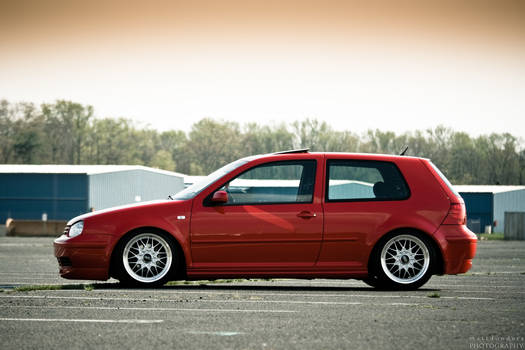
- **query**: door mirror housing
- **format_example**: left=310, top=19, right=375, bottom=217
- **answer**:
left=211, top=190, right=228, bottom=204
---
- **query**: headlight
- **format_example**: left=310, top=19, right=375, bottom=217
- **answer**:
left=68, top=221, right=84, bottom=238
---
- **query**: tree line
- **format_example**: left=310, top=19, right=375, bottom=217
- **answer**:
left=1, top=99, right=524, bottom=185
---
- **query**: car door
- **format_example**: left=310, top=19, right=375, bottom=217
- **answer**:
left=190, top=156, right=323, bottom=269
left=318, top=157, right=411, bottom=270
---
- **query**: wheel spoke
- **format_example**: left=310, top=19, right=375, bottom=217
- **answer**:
left=381, top=234, right=430, bottom=285
left=123, top=233, right=173, bottom=284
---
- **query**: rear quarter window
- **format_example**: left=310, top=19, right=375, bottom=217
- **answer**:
left=326, top=160, right=410, bottom=202
left=428, top=161, right=460, bottom=197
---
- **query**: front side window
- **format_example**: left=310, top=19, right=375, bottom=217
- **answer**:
left=326, top=160, right=409, bottom=201
left=214, top=160, right=316, bottom=205
left=171, top=157, right=255, bottom=200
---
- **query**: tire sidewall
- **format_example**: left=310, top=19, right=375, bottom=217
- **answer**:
left=114, top=229, right=177, bottom=287
left=371, top=231, right=435, bottom=290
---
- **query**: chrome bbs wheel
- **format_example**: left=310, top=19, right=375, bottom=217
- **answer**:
left=380, top=234, right=430, bottom=285
left=122, top=233, right=173, bottom=284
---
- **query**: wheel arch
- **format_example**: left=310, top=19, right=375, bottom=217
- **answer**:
left=367, top=227, right=444, bottom=277
left=109, top=226, right=187, bottom=280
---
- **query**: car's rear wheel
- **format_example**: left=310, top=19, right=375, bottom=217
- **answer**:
left=370, top=232, right=434, bottom=290
left=115, top=230, right=176, bottom=287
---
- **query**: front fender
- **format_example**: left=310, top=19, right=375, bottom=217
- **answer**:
left=81, top=200, right=193, bottom=271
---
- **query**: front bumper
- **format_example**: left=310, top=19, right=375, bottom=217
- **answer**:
left=53, top=235, right=111, bottom=280
left=434, top=225, right=477, bottom=275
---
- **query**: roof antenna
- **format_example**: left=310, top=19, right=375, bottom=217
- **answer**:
left=399, top=146, right=408, bottom=156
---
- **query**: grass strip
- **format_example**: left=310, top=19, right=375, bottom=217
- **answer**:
left=427, top=292, right=441, bottom=298
left=166, top=278, right=272, bottom=286
left=478, top=233, right=504, bottom=240
left=14, top=283, right=104, bottom=292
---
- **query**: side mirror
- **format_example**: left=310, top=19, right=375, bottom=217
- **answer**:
left=211, top=190, right=228, bottom=204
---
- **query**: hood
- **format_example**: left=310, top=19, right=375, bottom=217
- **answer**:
left=66, top=199, right=180, bottom=225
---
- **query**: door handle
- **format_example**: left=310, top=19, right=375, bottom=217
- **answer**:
left=297, top=211, right=317, bottom=219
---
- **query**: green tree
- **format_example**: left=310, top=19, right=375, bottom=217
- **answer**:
left=158, top=130, right=188, bottom=173
left=88, top=118, right=138, bottom=164
left=242, top=123, right=294, bottom=155
left=362, top=130, right=399, bottom=154
left=448, top=132, right=477, bottom=184
left=0, top=99, right=524, bottom=185
left=0, top=99, right=16, bottom=163
left=1, top=101, right=43, bottom=163
left=151, top=150, right=176, bottom=171
left=13, top=128, right=40, bottom=163
left=40, top=100, right=93, bottom=164
left=185, top=118, right=243, bottom=174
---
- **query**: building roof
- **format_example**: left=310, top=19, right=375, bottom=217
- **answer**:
left=184, top=175, right=206, bottom=185
left=455, top=185, right=525, bottom=194
left=0, top=164, right=185, bottom=177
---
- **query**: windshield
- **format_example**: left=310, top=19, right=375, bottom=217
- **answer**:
left=170, top=157, right=253, bottom=200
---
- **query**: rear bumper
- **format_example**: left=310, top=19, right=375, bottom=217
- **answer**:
left=434, top=225, right=477, bottom=274
left=53, top=235, right=111, bottom=280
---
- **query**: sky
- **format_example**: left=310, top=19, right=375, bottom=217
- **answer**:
left=1, top=0, right=524, bottom=137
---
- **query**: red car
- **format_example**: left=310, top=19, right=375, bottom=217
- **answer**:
left=54, top=150, right=477, bottom=290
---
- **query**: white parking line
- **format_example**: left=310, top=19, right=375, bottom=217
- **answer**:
left=0, top=272, right=57, bottom=276
left=427, top=284, right=521, bottom=289
left=270, top=279, right=524, bottom=287
left=0, top=292, right=493, bottom=302
left=0, top=295, right=422, bottom=306
left=0, top=295, right=159, bottom=301
left=447, top=289, right=525, bottom=294
left=0, top=295, right=181, bottom=302
left=0, top=243, right=50, bottom=247
left=0, top=278, right=64, bottom=281
left=85, top=287, right=521, bottom=296
left=186, top=331, right=242, bottom=336
left=201, top=297, right=489, bottom=304
left=45, top=288, right=484, bottom=299
left=206, top=300, right=365, bottom=306
left=4, top=305, right=297, bottom=313
left=465, top=271, right=525, bottom=274
left=0, top=317, right=163, bottom=324
left=0, top=294, right=362, bottom=305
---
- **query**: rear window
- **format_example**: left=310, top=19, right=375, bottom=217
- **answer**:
left=326, top=160, right=410, bottom=201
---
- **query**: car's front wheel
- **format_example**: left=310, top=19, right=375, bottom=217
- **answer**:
left=369, top=232, right=435, bottom=290
left=115, top=230, right=176, bottom=287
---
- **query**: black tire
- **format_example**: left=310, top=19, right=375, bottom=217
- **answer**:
left=368, top=231, right=435, bottom=290
left=114, top=230, right=178, bottom=287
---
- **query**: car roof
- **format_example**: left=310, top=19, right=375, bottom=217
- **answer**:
left=265, top=150, right=425, bottom=162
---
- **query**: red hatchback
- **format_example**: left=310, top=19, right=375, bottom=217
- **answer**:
left=54, top=150, right=477, bottom=290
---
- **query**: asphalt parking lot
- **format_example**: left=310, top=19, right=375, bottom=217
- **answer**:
left=0, top=236, right=524, bottom=350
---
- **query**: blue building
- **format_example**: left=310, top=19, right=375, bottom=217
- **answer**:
left=0, top=165, right=184, bottom=223
left=455, top=185, right=525, bottom=233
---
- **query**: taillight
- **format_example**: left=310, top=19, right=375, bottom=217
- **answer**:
left=442, top=202, right=466, bottom=225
